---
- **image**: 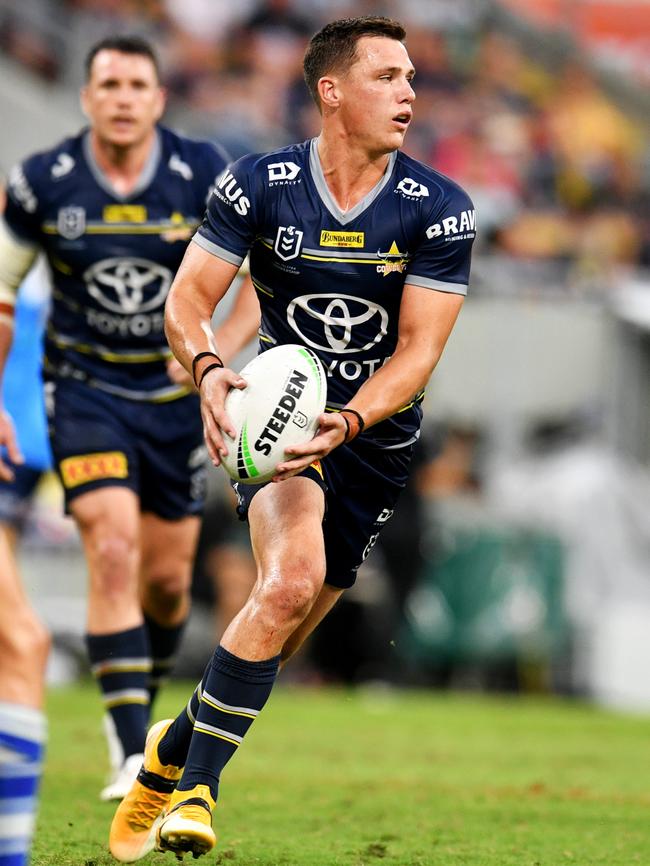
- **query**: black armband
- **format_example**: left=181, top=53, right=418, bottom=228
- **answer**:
left=340, top=408, right=366, bottom=443
left=198, top=362, right=224, bottom=389
left=192, top=351, right=223, bottom=387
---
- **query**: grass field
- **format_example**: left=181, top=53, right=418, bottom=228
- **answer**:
left=33, top=680, right=650, bottom=866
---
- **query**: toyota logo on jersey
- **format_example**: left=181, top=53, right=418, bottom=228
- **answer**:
left=83, top=257, right=172, bottom=314
left=287, top=293, right=389, bottom=354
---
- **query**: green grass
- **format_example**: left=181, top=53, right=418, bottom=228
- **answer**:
left=34, top=681, right=650, bottom=866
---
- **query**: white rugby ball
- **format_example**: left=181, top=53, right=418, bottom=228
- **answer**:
left=221, top=344, right=327, bottom=484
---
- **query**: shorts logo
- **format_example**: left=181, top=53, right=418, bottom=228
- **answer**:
left=60, top=452, right=128, bottom=489
left=287, top=293, right=388, bottom=353
left=376, top=240, right=408, bottom=276
left=57, top=206, right=86, bottom=240
left=319, top=230, right=364, bottom=248
left=274, top=226, right=303, bottom=261
left=84, top=257, right=173, bottom=314
left=362, top=508, right=394, bottom=561
left=267, top=161, right=300, bottom=183
left=395, top=178, right=429, bottom=199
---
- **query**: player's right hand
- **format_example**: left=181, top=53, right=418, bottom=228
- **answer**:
left=198, top=367, right=247, bottom=467
left=0, top=408, right=24, bottom=482
left=166, top=356, right=196, bottom=390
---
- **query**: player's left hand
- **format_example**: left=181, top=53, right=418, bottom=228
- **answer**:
left=166, top=357, right=196, bottom=389
left=0, top=408, right=24, bottom=482
left=199, top=367, right=247, bottom=466
left=272, top=411, right=348, bottom=482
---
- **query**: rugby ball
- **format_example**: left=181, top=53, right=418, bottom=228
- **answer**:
left=221, top=344, right=327, bottom=484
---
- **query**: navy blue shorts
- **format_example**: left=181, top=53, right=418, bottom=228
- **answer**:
left=233, top=439, right=413, bottom=589
left=0, top=464, right=45, bottom=530
left=47, top=378, right=207, bottom=520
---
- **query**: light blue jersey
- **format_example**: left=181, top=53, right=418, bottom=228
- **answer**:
left=3, top=262, right=51, bottom=471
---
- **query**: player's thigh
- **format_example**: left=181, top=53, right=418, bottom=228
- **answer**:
left=47, top=378, right=140, bottom=512
left=140, top=512, right=201, bottom=587
left=70, top=487, right=141, bottom=586
left=247, top=475, right=327, bottom=586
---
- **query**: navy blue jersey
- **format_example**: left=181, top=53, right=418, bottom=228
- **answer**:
left=194, top=138, right=475, bottom=448
left=3, top=126, right=229, bottom=402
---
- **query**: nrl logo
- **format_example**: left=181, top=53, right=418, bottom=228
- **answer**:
left=274, top=225, right=304, bottom=261
left=57, top=206, right=86, bottom=240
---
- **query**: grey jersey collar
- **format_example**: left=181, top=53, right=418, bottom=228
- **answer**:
left=309, top=137, right=396, bottom=226
left=82, top=129, right=161, bottom=201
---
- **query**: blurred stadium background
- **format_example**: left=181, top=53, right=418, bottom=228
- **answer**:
left=2, top=0, right=650, bottom=710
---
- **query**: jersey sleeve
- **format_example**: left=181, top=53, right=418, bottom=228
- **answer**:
left=192, top=153, right=259, bottom=268
left=3, top=159, right=42, bottom=246
left=406, top=185, right=476, bottom=296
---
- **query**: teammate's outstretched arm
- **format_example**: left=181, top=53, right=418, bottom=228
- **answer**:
left=0, top=217, right=38, bottom=479
left=165, top=243, right=248, bottom=465
left=277, top=284, right=463, bottom=478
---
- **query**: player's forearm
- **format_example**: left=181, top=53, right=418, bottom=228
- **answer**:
left=165, top=288, right=219, bottom=380
left=0, top=219, right=37, bottom=366
left=343, top=337, right=442, bottom=429
left=344, top=289, right=464, bottom=431
left=165, top=243, right=242, bottom=383
left=212, top=275, right=259, bottom=364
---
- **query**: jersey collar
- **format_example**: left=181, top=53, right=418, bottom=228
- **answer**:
left=308, top=137, right=397, bottom=226
left=81, top=128, right=162, bottom=201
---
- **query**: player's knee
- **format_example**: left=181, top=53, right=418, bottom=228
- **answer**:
left=0, top=607, right=50, bottom=674
left=257, top=564, right=323, bottom=626
left=89, top=533, right=138, bottom=596
left=143, top=570, right=190, bottom=620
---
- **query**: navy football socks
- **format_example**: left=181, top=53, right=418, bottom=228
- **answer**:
left=157, top=660, right=212, bottom=768
left=86, top=625, right=151, bottom=759
left=143, top=613, right=186, bottom=715
left=164, top=645, right=280, bottom=801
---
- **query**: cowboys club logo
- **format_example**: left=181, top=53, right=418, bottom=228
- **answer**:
left=274, top=226, right=304, bottom=261
left=287, top=293, right=388, bottom=354
left=83, top=257, right=172, bottom=314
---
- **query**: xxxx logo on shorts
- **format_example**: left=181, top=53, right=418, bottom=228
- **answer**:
left=60, top=451, right=128, bottom=488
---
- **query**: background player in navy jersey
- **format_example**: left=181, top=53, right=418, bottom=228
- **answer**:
left=0, top=35, right=258, bottom=803
left=110, top=16, right=474, bottom=861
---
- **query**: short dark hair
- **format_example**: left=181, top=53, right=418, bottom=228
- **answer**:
left=84, top=35, right=160, bottom=82
left=303, top=16, right=406, bottom=107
